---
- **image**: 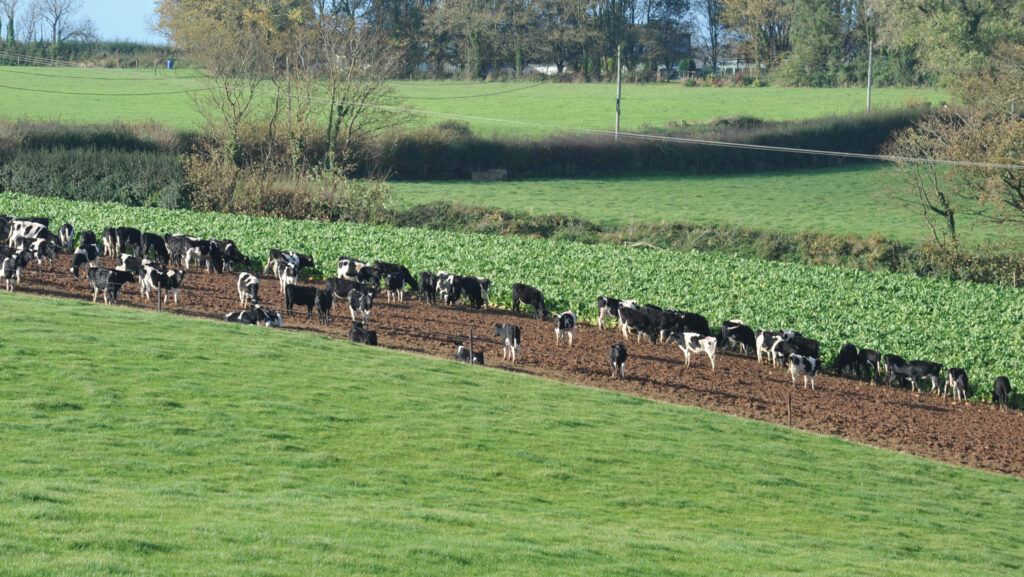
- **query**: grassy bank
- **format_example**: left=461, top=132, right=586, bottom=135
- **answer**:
left=1, top=291, right=1022, bottom=576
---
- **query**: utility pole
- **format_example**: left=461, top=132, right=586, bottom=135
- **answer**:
left=615, top=45, right=622, bottom=141
left=866, top=12, right=873, bottom=112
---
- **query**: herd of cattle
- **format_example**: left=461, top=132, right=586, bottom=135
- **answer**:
left=0, top=213, right=1016, bottom=408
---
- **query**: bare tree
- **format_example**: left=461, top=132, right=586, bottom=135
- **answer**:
left=691, top=0, right=726, bottom=71
left=0, top=0, right=18, bottom=44
left=33, top=0, right=91, bottom=46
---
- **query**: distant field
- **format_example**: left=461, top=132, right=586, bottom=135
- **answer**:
left=393, top=165, right=1013, bottom=246
left=0, top=66, right=945, bottom=134
left=2, top=292, right=1023, bottom=576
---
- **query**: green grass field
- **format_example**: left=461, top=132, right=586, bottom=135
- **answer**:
left=393, top=165, right=1013, bottom=246
left=0, top=66, right=945, bottom=134
left=1, top=291, right=1023, bottom=576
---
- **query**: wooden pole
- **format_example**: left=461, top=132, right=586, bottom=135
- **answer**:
left=787, top=392, right=792, bottom=427
left=615, top=45, right=622, bottom=141
left=468, top=329, right=474, bottom=365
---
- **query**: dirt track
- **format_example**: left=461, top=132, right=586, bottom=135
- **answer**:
left=13, top=253, right=1024, bottom=478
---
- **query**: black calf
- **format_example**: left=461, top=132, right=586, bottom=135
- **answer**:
left=511, top=283, right=545, bottom=319
left=285, top=284, right=318, bottom=318
left=609, top=343, right=627, bottom=378
left=349, top=321, right=378, bottom=346
left=993, top=376, right=1012, bottom=408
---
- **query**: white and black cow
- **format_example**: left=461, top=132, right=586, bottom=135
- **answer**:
left=216, top=239, right=248, bottom=273
left=237, top=272, right=259, bottom=307
left=164, top=234, right=197, bottom=268
left=142, top=268, right=185, bottom=304
left=374, top=261, right=419, bottom=292
left=493, top=323, right=521, bottom=363
left=669, top=332, right=717, bottom=371
left=185, top=238, right=223, bottom=273
left=69, top=244, right=100, bottom=277
left=87, top=267, right=135, bottom=304
left=1, top=250, right=32, bottom=291
left=224, top=304, right=282, bottom=327
left=858, top=348, right=882, bottom=382
left=720, top=320, right=755, bottom=355
left=459, top=276, right=487, bottom=309
left=285, top=284, right=318, bottom=318
left=554, top=311, right=576, bottom=347
left=617, top=305, right=656, bottom=344
left=596, top=296, right=636, bottom=329
left=384, top=271, right=406, bottom=303
left=325, top=278, right=374, bottom=304
left=349, top=289, right=375, bottom=322
left=265, top=249, right=315, bottom=277
left=789, top=354, right=821, bottom=389
left=7, top=219, right=55, bottom=248
left=58, top=223, right=74, bottom=252
left=274, top=260, right=299, bottom=293
left=834, top=343, right=860, bottom=377
left=436, top=271, right=458, bottom=305
left=993, top=376, right=1012, bottom=408
left=657, top=310, right=711, bottom=343
left=141, top=233, right=170, bottom=265
left=115, top=253, right=143, bottom=275
left=78, top=230, right=97, bottom=248
left=609, top=343, right=628, bottom=378
left=337, top=256, right=368, bottom=280
left=349, top=321, right=378, bottom=345
left=888, top=360, right=942, bottom=392
left=455, top=344, right=485, bottom=365
left=28, top=238, right=57, bottom=270
left=419, top=271, right=438, bottom=305
left=102, top=226, right=142, bottom=257
left=946, top=368, right=968, bottom=401
left=881, top=354, right=907, bottom=381
left=512, top=283, right=545, bottom=319
left=314, top=289, right=334, bottom=325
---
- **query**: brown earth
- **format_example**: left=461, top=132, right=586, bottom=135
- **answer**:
left=13, top=253, right=1024, bottom=478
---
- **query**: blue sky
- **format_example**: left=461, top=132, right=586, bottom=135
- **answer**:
left=81, top=0, right=163, bottom=43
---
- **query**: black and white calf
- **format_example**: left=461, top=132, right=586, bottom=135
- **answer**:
left=888, top=360, right=942, bottom=392
left=216, top=239, right=248, bottom=273
left=436, top=271, right=459, bottom=305
left=618, top=305, right=656, bottom=344
left=237, top=272, right=259, bottom=307
left=349, top=321, right=378, bottom=345
left=858, top=349, right=882, bottom=382
left=28, top=238, right=57, bottom=270
left=1, top=250, right=32, bottom=291
left=274, top=260, right=299, bottom=293
left=224, top=304, right=282, bottom=327
left=314, top=289, right=334, bottom=325
left=455, top=345, right=485, bottom=365
left=493, top=324, right=522, bottom=363
left=788, top=354, right=821, bottom=389
left=264, top=249, right=314, bottom=278
left=285, top=284, right=318, bottom=318
left=78, top=230, right=97, bottom=247
left=609, top=343, right=628, bottom=378
left=458, top=276, right=487, bottom=309
left=554, top=311, right=576, bottom=347
left=669, top=332, right=717, bottom=371
left=373, top=261, right=419, bottom=292
left=115, top=253, right=143, bottom=275
left=58, top=223, right=74, bottom=252
left=834, top=343, right=860, bottom=376
left=349, top=289, right=375, bottom=323
left=384, top=271, right=406, bottom=303
left=141, top=233, right=170, bottom=265
left=337, top=256, right=368, bottom=280
left=419, top=271, right=438, bottom=305
left=993, top=376, right=1011, bottom=408
left=946, top=368, right=968, bottom=401
left=142, top=268, right=185, bottom=304
left=325, top=278, right=374, bottom=303
left=882, top=354, right=907, bottom=381
left=69, top=244, right=100, bottom=277
left=720, top=320, right=755, bottom=355
left=102, top=226, right=142, bottom=257
left=511, top=283, right=545, bottom=319
left=86, top=268, right=135, bottom=304
left=596, top=296, right=636, bottom=329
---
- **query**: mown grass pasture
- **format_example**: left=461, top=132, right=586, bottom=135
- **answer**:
left=3, top=191, right=1023, bottom=400
left=0, top=66, right=945, bottom=134
left=393, top=165, right=1012, bottom=246
left=1, top=291, right=1022, bottom=576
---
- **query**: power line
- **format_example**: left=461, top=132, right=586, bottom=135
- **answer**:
left=0, top=81, right=206, bottom=97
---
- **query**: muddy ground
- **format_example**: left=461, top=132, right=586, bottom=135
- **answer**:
left=12, top=254, right=1024, bottom=478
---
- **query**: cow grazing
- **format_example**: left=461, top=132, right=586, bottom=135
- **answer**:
left=69, top=244, right=100, bottom=277
left=28, top=238, right=57, bottom=270
left=618, top=305, right=656, bottom=344
left=554, top=311, right=576, bottom=346
left=512, top=283, right=545, bottom=319
left=285, top=284, right=318, bottom=318
left=274, top=260, right=299, bottom=293
left=789, top=354, right=821, bottom=389
left=349, top=289, right=375, bottom=322
left=349, top=321, right=378, bottom=346
left=216, top=239, right=248, bottom=273
left=458, top=276, right=487, bottom=309
left=58, top=223, right=74, bottom=252
left=419, top=271, right=438, bottom=304
left=314, top=289, right=334, bottom=325
left=946, top=368, right=968, bottom=401
left=78, top=230, right=97, bottom=247
left=7, top=220, right=56, bottom=248
left=858, top=349, right=882, bottom=382
left=493, top=324, right=522, bottom=363
left=888, top=360, right=942, bottom=392
left=455, top=345, right=485, bottom=365
left=384, top=271, right=406, bottom=303
left=834, top=343, right=859, bottom=376
left=325, top=278, right=374, bottom=303
left=237, top=272, right=259, bottom=306
left=141, top=233, right=170, bottom=265
left=163, top=234, right=198, bottom=268
left=610, top=343, right=628, bottom=378
left=184, top=238, right=223, bottom=273
left=474, top=277, right=491, bottom=306
left=657, top=310, right=711, bottom=343
left=882, top=354, right=907, bottom=381
left=103, top=226, right=142, bottom=257
left=86, top=268, right=135, bottom=304
left=142, top=268, right=185, bottom=304
left=374, top=261, right=419, bottom=292
left=1, top=250, right=32, bottom=291
left=993, top=376, right=1012, bottom=408
left=436, top=271, right=459, bottom=305
left=596, top=296, right=636, bottom=329
left=224, top=304, right=282, bottom=327
left=721, top=320, right=756, bottom=355
left=669, top=332, right=717, bottom=371
left=755, top=330, right=782, bottom=364
left=264, top=249, right=314, bottom=279
left=115, top=253, right=143, bottom=275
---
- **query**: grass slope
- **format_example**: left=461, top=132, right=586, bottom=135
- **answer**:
left=393, top=165, right=1012, bottom=246
left=1, top=292, right=1023, bottom=576
left=0, top=66, right=945, bottom=134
